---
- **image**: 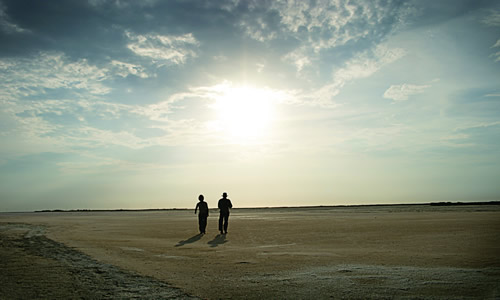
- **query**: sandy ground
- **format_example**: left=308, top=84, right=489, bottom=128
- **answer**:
left=1, top=204, right=500, bottom=299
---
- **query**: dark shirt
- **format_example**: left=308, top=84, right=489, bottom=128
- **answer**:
left=196, top=201, right=209, bottom=215
left=218, top=198, right=232, bottom=214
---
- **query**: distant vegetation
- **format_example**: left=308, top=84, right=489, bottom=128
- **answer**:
left=429, top=201, right=500, bottom=206
left=35, top=208, right=190, bottom=213
left=34, top=201, right=500, bottom=213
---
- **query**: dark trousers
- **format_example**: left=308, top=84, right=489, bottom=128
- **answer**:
left=219, top=212, right=229, bottom=233
left=198, top=214, right=208, bottom=233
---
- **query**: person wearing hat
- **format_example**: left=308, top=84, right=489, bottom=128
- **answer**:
left=218, top=192, right=232, bottom=234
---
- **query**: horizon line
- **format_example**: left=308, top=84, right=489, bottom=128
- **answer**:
left=2, top=200, right=499, bottom=214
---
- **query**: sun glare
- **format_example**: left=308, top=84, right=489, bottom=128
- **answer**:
left=209, top=85, right=277, bottom=143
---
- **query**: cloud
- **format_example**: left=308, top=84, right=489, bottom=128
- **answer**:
left=0, top=2, right=30, bottom=34
left=0, top=52, right=111, bottom=99
left=383, top=84, right=431, bottom=101
left=442, top=121, right=500, bottom=148
left=213, top=55, right=228, bottom=62
left=0, top=51, right=158, bottom=153
left=0, top=53, right=230, bottom=153
left=5, top=97, right=135, bottom=134
left=336, top=46, right=406, bottom=82
left=2, top=96, right=183, bottom=155
left=233, top=0, right=411, bottom=62
left=282, top=47, right=312, bottom=73
left=134, top=81, right=296, bottom=146
left=482, top=10, right=500, bottom=27
left=491, top=39, right=500, bottom=62
left=3, top=78, right=295, bottom=154
left=239, top=17, right=277, bottom=42
left=64, top=125, right=151, bottom=149
left=110, top=60, right=149, bottom=78
left=0, top=51, right=157, bottom=106
left=269, top=0, right=412, bottom=71
left=125, top=31, right=199, bottom=65
left=138, top=80, right=293, bottom=119
left=483, top=10, right=500, bottom=62
left=440, top=133, right=473, bottom=148
left=88, top=0, right=160, bottom=9
left=299, top=45, right=406, bottom=106
left=456, top=121, right=500, bottom=131
left=485, top=93, right=500, bottom=97
left=272, top=0, right=369, bottom=50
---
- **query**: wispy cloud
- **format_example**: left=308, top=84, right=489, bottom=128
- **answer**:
left=3, top=68, right=299, bottom=154
left=3, top=98, right=143, bottom=148
left=0, top=51, right=157, bottom=107
left=298, top=45, right=406, bottom=106
left=442, top=121, right=500, bottom=148
left=491, top=39, right=500, bottom=62
left=336, top=45, right=406, bottom=82
left=482, top=10, right=500, bottom=27
left=440, top=133, right=473, bottom=148
left=110, top=60, right=149, bottom=78
left=2, top=97, right=191, bottom=159
left=0, top=52, right=159, bottom=153
left=282, top=47, right=312, bottom=73
left=485, top=93, right=500, bottom=97
left=0, top=2, right=30, bottom=34
left=456, top=121, right=500, bottom=131
left=0, top=53, right=111, bottom=99
left=273, top=1, right=380, bottom=49
left=239, top=17, right=277, bottom=42
left=271, top=1, right=411, bottom=71
left=125, top=31, right=199, bottom=65
left=88, top=0, right=160, bottom=9
left=483, top=10, right=500, bottom=62
left=383, top=84, right=431, bottom=102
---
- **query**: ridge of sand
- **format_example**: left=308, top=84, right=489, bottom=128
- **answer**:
left=0, top=223, right=197, bottom=299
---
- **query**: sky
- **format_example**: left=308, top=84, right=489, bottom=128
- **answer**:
left=0, top=0, right=499, bottom=212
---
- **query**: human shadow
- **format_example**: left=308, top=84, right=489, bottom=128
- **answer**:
left=207, top=234, right=227, bottom=248
left=175, top=234, right=203, bottom=247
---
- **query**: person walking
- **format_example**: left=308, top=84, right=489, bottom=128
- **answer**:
left=195, top=194, right=209, bottom=234
left=218, top=192, right=232, bottom=234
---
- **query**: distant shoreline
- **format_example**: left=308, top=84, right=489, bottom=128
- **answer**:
left=19, top=200, right=499, bottom=213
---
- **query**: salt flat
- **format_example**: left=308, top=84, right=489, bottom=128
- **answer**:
left=1, top=204, right=499, bottom=299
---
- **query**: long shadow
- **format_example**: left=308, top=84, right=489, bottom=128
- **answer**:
left=175, top=234, right=203, bottom=247
left=207, top=234, right=227, bottom=248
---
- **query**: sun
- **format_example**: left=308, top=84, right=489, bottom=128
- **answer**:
left=209, top=85, right=277, bottom=143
